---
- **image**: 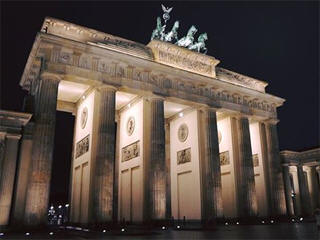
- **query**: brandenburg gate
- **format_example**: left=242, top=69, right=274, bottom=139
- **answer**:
left=2, top=15, right=305, bottom=227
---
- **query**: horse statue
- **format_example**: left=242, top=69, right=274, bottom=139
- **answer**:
left=188, top=33, right=208, bottom=54
left=151, top=17, right=163, bottom=40
left=176, top=25, right=198, bottom=48
left=164, top=20, right=179, bottom=43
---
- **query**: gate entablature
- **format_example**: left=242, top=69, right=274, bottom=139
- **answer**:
left=20, top=17, right=284, bottom=121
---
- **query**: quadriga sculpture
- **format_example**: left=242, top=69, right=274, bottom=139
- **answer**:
left=188, top=33, right=208, bottom=54
left=150, top=4, right=209, bottom=54
left=151, top=17, right=163, bottom=40
left=164, top=21, right=179, bottom=43
left=176, top=25, right=198, bottom=48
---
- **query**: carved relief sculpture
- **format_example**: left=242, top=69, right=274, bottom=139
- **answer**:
left=220, top=151, right=230, bottom=166
left=122, top=141, right=140, bottom=162
left=218, top=130, right=222, bottom=144
left=178, top=123, right=188, bottom=142
left=75, top=135, right=90, bottom=158
left=253, top=154, right=259, bottom=167
left=126, top=116, right=135, bottom=136
left=177, top=147, right=191, bottom=165
left=81, top=107, right=88, bottom=129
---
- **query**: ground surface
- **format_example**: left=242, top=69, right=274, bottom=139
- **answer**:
left=0, top=222, right=318, bottom=239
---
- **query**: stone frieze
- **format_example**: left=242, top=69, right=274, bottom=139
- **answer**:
left=50, top=47, right=277, bottom=115
left=22, top=35, right=280, bottom=118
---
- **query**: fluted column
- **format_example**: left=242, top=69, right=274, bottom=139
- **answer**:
left=198, top=108, right=223, bottom=221
left=317, top=167, right=320, bottom=185
left=92, top=86, right=116, bottom=223
left=265, top=122, right=287, bottom=216
left=12, top=123, right=34, bottom=224
left=310, top=166, right=320, bottom=209
left=0, top=133, right=6, bottom=188
left=165, top=121, right=171, bottom=219
left=316, top=166, right=320, bottom=207
left=113, top=115, right=120, bottom=222
left=297, top=165, right=312, bottom=216
left=282, top=165, right=295, bottom=216
left=258, top=123, right=272, bottom=215
left=232, top=116, right=257, bottom=217
left=0, top=134, right=21, bottom=226
left=146, top=96, right=166, bottom=221
left=24, top=74, right=60, bottom=226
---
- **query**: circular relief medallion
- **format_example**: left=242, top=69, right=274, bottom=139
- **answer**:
left=126, top=116, right=135, bottom=136
left=178, top=123, right=189, bottom=142
left=81, top=107, right=88, bottom=129
left=218, top=130, right=222, bottom=144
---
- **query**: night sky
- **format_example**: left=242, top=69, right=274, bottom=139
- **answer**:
left=1, top=1, right=319, bottom=204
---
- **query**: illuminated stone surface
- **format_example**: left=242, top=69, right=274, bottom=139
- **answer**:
left=92, top=86, right=116, bottom=223
left=198, top=108, right=223, bottom=220
left=232, top=116, right=258, bottom=217
left=1, top=17, right=318, bottom=228
left=23, top=75, right=60, bottom=226
left=0, top=111, right=31, bottom=227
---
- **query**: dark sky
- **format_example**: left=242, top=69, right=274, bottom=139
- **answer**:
left=1, top=1, right=319, bottom=203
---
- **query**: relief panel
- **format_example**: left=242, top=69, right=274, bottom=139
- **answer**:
left=177, top=148, right=191, bottom=165
left=75, top=134, right=90, bottom=158
left=122, top=140, right=140, bottom=162
left=253, top=154, right=259, bottom=167
left=220, top=151, right=230, bottom=166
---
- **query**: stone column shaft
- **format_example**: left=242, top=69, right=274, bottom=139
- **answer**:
left=258, top=123, right=272, bottom=215
left=198, top=108, right=223, bottom=221
left=165, top=121, right=172, bottom=219
left=113, top=117, right=120, bottom=222
left=93, top=87, right=116, bottom=223
left=0, top=135, right=21, bottom=226
left=12, top=124, right=33, bottom=224
left=24, top=76, right=60, bottom=226
left=310, top=167, right=320, bottom=209
left=147, top=97, right=166, bottom=221
left=232, top=116, right=257, bottom=217
left=265, top=123, right=287, bottom=216
left=316, top=167, right=320, bottom=207
left=0, top=134, right=6, bottom=190
left=282, top=165, right=295, bottom=216
left=297, top=165, right=312, bottom=216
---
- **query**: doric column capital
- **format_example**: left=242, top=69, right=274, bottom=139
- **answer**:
left=96, top=84, right=118, bottom=92
left=229, top=112, right=250, bottom=120
left=143, top=94, right=165, bottom=102
left=264, top=118, right=280, bottom=125
left=40, top=72, right=62, bottom=83
left=198, top=105, right=219, bottom=113
left=0, top=132, right=6, bottom=140
left=5, top=133, right=22, bottom=140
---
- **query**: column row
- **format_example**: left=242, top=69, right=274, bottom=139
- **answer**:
left=283, top=164, right=320, bottom=216
left=11, top=73, right=289, bottom=227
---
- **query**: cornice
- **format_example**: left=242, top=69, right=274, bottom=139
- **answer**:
left=280, top=148, right=320, bottom=165
left=19, top=25, right=285, bottom=121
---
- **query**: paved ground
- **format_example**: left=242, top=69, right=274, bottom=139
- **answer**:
left=0, top=222, right=318, bottom=239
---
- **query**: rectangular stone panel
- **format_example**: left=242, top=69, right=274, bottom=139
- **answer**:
left=75, top=134, right=90, bottom=158
left=219, top=151, right=230, bottom=166
left=253, top=154, right=259, bottom=167
left=177, top=148, right=191, bottom=165
left=122, top=141, right=140, bottom=162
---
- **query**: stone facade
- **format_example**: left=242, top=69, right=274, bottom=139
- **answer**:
left=2, top=17, right=316, bottom=228
left=280, top=148, right=320, bottom=216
